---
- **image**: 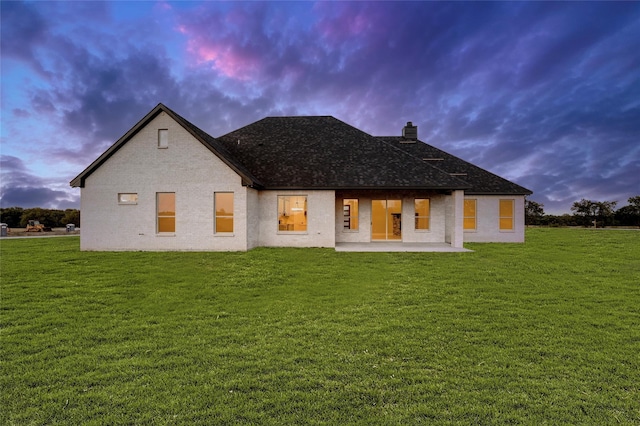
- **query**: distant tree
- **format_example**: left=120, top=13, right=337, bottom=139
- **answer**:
left=615, top=196, right=640, bottom=227
left=63, top=209, right=81, bottom=227
left=19, top=208, right=65, bottom=228
left=571, top=199, right=598, bottom=227
left=570, top=199, right=618, bottom=227
left=594, top=201, right=617, bottom=227
left=0, top=207, right=24, bottom=228
left=525, top=199, right=545, bottom=226
left=541, top=214, right=577, bottom=227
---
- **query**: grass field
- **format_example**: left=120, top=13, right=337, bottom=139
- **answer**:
left=1, top=229, right=639, bottom=424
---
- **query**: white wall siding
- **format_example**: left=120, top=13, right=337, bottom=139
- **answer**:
left=334, top=191, right=448, bottom=244
left=257, top=190, right=335, bottom=248
left=245, top=187, right=260, bottom=250
left=463, top=195, right=526, bottom=243
left=80, top=112, right=248, bottom=251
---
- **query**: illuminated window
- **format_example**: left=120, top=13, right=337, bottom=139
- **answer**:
left=215, top=192, right=234, bottom=233
left=415, top=199, right=430, bottom=230
left=158, top=129, right=168, bottom=148
left=499, top=199, right=514, bottom=231
left=464, top=199, right=476, bottom=231
left=118, top=193, right=138, bottom=204
left=157, top=192, right=175, bottom=233
left=278, top=196, right=307, bottom=232
left=343, top=199, right=359, bottom=230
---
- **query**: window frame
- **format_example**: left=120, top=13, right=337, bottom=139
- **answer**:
left=414, top=198, right=430, bottom=231
left=118, top=193, right=138, bottom=205
left=499, top=199, right=515, bottom=232
left=156, top=192, right=176, bottom=234
left=342, top=198, right=359, bottom=232
left=277, top=195, right=308, bottom=233
left=158, top=129, right=168, bottom=149
left=463, top=199, right=477, bottom=231
left=214, top=192, right=234, bottom=235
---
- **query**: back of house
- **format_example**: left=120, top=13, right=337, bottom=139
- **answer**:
left=70, top=104, right=531, bottom=251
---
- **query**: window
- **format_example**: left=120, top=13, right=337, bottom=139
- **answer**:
left=118, top=193, right=138, bottom=204
left=499, top=199, right=514, bottom=231
left=158, top=129, right=168, bottom=148
left=343, top=199, right=359, bottom=230
left=464, top=199, right=476, bottom=231
left=415, top=199, right=430, bottom=230
left=157, top=192, right=175, bottom=233
left=278, top=195, right=307, bottom=232
left=215, top=192, right=234, bottom=233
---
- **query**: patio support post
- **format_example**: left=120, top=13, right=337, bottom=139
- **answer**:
left=450, top=190, right=464, bottom=248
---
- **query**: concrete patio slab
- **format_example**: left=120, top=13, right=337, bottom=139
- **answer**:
left=335, top=242, right=472, bottom=252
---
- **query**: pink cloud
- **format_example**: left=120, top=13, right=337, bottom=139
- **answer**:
left=186, top=38, right=262, bottom=80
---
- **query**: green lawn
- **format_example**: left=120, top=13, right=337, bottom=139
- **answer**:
left=1, top=229, right=639, bottom=425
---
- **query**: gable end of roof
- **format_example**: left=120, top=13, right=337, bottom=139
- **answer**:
left=70, top=104, right=261, bottom=188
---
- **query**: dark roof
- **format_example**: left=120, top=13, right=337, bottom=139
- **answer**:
left=377, top=136, right=532, bottom=195
left=216, top=116, right=469, bottom=190
left=70, top=103, right=261, bottom=188
left=71, top=104, right=531, bottom=195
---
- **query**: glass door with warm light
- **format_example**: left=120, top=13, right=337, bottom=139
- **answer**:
left=371, top=199, right=402, bottom=240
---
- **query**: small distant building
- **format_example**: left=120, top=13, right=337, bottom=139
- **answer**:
left=70, top=104, right=531, bottom=251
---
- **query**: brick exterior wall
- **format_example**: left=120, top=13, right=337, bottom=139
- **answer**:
left=463, top=195, right=526, bottom=243
left=81, top=112, right=249, bottom=251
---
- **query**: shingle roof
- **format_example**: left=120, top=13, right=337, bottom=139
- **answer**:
left=71, top=104, right=531, bottom=195
left=216, top=116, right=469, bottom=190
left=377, top=136, right=532, bottom=195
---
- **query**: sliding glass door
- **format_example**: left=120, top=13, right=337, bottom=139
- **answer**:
left=371, top=199, right=402, bottom=241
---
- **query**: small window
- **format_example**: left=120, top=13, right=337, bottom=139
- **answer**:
left=415, top=199, right=430, bottom=230
left=118, top=193, right=138, bottom=204
left=343, top=199, right=359, bottom=230
left=499, top=199, right=515, bottom=231
left=158, top=129, right=168, bottom=149
left=215, top=192, right=234, bottom=233
left=464, top=199, right=477, bottom=231
left=278, top=195, right=307, bottom=232
left=157, top=192, right=175, bottom=233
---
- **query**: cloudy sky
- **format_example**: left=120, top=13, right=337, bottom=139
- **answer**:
left=1, top=1, right=639, bottom=214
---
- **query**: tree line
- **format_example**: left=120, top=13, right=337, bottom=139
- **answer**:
left=0, top=207, right=80, bottom=229
left=526, top=196, right=640, bottom=227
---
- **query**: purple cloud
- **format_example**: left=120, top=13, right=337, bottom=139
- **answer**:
left=1, top=1, right=639, bottom=213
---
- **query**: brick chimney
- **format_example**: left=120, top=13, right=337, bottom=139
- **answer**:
left=402, top=121, right=417, bottom=141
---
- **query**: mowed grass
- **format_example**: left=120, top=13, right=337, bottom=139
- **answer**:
left=1, top=229, right=639, bottom=425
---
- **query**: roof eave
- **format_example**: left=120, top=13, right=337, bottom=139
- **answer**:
left=70, top=104, right=167, bottom=188
left=70, top=103, right=262, bottom=189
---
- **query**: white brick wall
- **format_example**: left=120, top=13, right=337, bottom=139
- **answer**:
left=257, top=190, right=336, bottom=248
left=463, top=195, right=526, bottom=243
left=81, top=112, right=248, bottom=251
left=334, top=191, right=450, bottom=243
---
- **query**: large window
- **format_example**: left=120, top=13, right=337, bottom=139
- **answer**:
left=215, top=192, right=234, bottom=233
left=415, top=199, right=430, bottom=230
left=464, top=199, right=476, bottom=231
left=343, top=199, right=359, bottom=230
left=278, top=195, right=307, bottom=232
left=157, top=192, right=175, bottom=233
left=499, top=199, right=514, bottom=231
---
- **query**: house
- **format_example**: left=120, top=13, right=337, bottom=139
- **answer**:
left=70, top=103, right=531, bottom=251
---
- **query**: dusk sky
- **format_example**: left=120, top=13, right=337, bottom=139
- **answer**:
left=1, top=1, right=639, bottom=214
